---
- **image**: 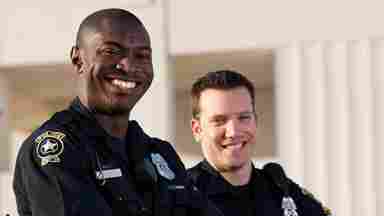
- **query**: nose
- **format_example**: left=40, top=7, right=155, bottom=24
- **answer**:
left=225, top=119, right=241, bottom=139
left=116, top=57, right=131, bottom=72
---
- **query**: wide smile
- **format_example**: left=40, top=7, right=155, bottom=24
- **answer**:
left=111, top=79, right=137, bottom=89
left=104, top=76, right=144, bottom=93
left=222, top=141, right=246, bottom=150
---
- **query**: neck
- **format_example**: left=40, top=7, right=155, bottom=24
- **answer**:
left=218, top=161, right=253, bottom=186
left=78, top=95, right=130, bottom=139
left=94, top=114, right=129, bottom=139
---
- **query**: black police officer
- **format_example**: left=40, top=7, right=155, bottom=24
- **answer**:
left=188, top=70, right=332, bottom=216
left=13, top=8, right=222, bottom=216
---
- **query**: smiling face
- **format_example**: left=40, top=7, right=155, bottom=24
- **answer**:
left=71, top=17, right=153, bottom=116
left=191, top=87, right=257, bottom=172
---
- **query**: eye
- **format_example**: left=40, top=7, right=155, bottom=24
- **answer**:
left=101, top=48, right=122, bottom=56
left=210, top=116, right=227, bottom=126
left=239, top=113, right=253, bottom=122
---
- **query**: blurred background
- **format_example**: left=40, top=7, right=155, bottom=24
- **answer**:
left=1, top=0, right=384, bottom=215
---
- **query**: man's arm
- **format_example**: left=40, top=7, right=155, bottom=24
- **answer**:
left=13, top=129, right=112, bottom=216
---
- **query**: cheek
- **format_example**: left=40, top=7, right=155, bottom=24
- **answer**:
left=145, top=66, right=154, bottom=80
left=204, top=130, right=224, bottom=148
left=245, top=122, right=257, bottom=135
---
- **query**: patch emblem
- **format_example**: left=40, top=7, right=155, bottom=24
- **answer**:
left=302, top=188, right=333, bottom=216
left=35, top=131, right=65, bottom=166
left=150, top=153, right=175, bottom=180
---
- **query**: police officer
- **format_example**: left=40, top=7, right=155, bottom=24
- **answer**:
left=13, top=8, right=222, bottom=216
left=188, top=70, right=332, bottom=216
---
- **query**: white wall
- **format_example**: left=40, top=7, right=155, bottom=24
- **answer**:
left=275, top=40, right=383, bottom=216
left=169, top=0, right=384, bottom=54
left=0, top=0, right=155, bottom=65
left=3, top=1, right=384, bottom=61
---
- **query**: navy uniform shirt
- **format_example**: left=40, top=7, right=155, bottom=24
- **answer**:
left=188, top=160, right=332, bottom=216
left=13, top=98, right=223, bottom=216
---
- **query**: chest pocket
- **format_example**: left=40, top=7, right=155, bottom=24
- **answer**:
left=93, top=151, right=150, bottom=216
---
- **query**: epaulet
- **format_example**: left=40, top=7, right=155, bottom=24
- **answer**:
left=301, top=187, right=333, bottom=216
left=262, top=163, right=332, bottom=216
left=42, top=110, right=77, bottom=128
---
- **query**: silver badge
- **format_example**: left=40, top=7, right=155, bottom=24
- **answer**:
left=150, top=153, right=175, bottom=180
left=282, top=196, right=299, bottom=216
left=35, top=131, right=65, bottom=166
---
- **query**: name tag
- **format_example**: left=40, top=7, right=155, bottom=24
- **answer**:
left=95, top=168, right=122, bottom=180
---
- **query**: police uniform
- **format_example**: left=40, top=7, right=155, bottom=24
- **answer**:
left=13, top=98, right=223, bottom=216
left=188, top=160, right=332, bottom=216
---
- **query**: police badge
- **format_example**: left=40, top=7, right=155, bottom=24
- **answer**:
left=150, top=153, right=175, bottom=180
left=282, top=196, right=299, bottom=216
left=35, top=131, right=65, bottom=166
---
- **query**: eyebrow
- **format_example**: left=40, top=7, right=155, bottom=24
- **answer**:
left=210, top=110, right=254, bottom=118
left=101, top=41, right=152, bottom=51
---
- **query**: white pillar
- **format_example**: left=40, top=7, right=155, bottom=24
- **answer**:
left=372, top=39, right=384, bottom=216
left=325, top=41, right=352, bottom=216
left=274, top=43, right=304, bottom=184
left=301, top=41, right=327, bottom=202
left=349, top=40, right=376, bottom=216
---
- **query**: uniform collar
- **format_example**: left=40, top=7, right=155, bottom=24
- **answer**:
left=69, top=97, right=95, bottom=121
left=199, top=160, right=248, bottom=195
left=199, top=160, right=268, bottom=196
left=198, top=160, right=283, bottom=215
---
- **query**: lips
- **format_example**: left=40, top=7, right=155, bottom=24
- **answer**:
left=222, top=141, right=245, bottom=150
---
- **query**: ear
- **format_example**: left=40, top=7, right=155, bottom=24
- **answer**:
left=70, top=46, right=83, bottom=73
left=191, top=118, right=202, bottom=143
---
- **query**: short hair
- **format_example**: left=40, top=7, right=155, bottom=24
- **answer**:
left=191, top=70, right=256, bottom=119
left=75, top=8, right=144, bottom=47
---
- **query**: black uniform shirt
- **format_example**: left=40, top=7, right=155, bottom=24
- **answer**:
left=13, top=98, right=223, bottom=216
left=188, top=160, right=330, bottom=216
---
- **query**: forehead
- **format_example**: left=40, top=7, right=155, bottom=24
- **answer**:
left=199, top=87, right=253, bottom=116
left=83, top=18, right=151, bottom=48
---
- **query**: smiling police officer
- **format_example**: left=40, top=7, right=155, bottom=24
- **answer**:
left=187, top=70, right=332, bottom=216
left=13, top=8, right=222, bottom=216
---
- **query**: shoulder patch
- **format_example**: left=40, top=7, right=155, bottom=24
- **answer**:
left=302, top=188, right=333, bottom=216
left=35, top=131, right=65, bottom=166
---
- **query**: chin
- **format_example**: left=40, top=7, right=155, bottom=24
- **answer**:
left=214, top=161, right=244, bottom=172
left=93, top=103, right=131, bottom=116
left=227, top=159, right=249, bottom=170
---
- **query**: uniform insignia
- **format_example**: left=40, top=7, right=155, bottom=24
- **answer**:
left=150, top=153, right=175, bottom=180
left=35, top=131, right=65, bottom=166
left=282, top=196, right=299, bottom=216
left=302, top=188, right=333, bottom=216
left=95, top=168, right=122, bottom=180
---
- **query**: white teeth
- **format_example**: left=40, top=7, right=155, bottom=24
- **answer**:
left=111, top=79, right=136, bottom=89
left=224, top=142, right=243, bottom=150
